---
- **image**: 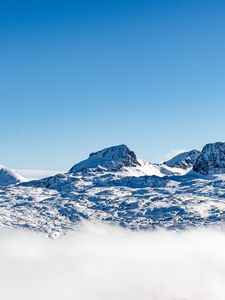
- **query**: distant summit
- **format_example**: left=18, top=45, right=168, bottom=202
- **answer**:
left=69, top=144, right=141, bottom=173
left=164, top=150, right=200, bottom=170
left=193, top=142, right=225, bottom=175
left=0, top=166, right=25, bottom=186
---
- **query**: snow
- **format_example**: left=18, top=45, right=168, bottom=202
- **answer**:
left=69, top=144, right=194, bottom=178
left=69, top=144, right=140, bottom=173
left=0, top=142, right=225, bottom=237
left=164, top=149, right=200, bottom=169
left=0, top=166, right=26, bottom=186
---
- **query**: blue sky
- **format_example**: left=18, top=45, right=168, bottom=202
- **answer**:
left=1, top=0, right=225, bottom=170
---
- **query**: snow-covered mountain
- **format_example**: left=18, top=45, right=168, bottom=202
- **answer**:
left=69, top=144, right=141, bottom=173
left=164, top=150, right=200, bottom=169
left=193, top=142, right=225, bottom=175
left=69, top=144, right=195, bottom=178
left=1, top=142, right=225, bottom=237
left=0, top=166, right=26, bottom=186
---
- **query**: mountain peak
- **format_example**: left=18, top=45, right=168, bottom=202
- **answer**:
left=164, top=150, right=200, bottom=170
left=193, top=142, right=225, bottom=175
left=69, top=144, right=141, bottom=173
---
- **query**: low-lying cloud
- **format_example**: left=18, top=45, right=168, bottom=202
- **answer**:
left=1, top=223, right=225, bottom=300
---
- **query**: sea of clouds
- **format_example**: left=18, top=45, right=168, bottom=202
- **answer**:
left=1, top=222, right=225, bottom=300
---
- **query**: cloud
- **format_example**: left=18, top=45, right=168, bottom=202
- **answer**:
left=1, top=223, right=225, bottom=300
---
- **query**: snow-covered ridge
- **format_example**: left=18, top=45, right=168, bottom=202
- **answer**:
left=1, top=141, right=225, bottom=237
left=68, top=144, right=196, bottom=177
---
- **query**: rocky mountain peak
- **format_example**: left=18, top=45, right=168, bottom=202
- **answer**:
left=69, top=144, right=141, bottom=173
left=164, top=150, right=200, bottom=170
left=193, top=142, right=225, bottom=175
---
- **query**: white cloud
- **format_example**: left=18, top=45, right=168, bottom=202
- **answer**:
left=1, top=223, right=225, bottom=300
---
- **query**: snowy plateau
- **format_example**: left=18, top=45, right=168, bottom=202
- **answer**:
left=1, top=142, right=225, bottom=238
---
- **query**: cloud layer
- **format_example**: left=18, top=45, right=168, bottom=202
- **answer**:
left=1, top=223, right=225, bottom=300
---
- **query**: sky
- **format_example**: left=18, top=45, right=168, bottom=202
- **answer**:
left=1, top=0, right=225, bottom=170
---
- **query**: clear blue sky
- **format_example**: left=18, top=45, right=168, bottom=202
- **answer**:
left=1, top=0, right=225, bottom=170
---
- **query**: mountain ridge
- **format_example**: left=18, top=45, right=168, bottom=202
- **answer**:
left=1, top=141, right=225, bottom=237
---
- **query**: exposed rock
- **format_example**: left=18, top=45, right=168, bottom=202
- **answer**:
left=193, top=142, right=225, bottom=175
left=69, top=144, right=141, bottom=173
left=164, top=150, right=200, bottom=169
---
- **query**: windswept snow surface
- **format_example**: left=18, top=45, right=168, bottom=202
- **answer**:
left=1, top=142, right=225, bottom=237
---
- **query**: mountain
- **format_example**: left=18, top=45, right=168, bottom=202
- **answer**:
left=164, top=150, right=200, bottom=169
left=193, top=142, right=225, bottom=175
left=0, top=165, right=26, bottom=186
left=69, top=144, right=193, bottom=177
left=69, top=144, right=141, bottom=173
left=1, top=142, right=225, bottom=237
